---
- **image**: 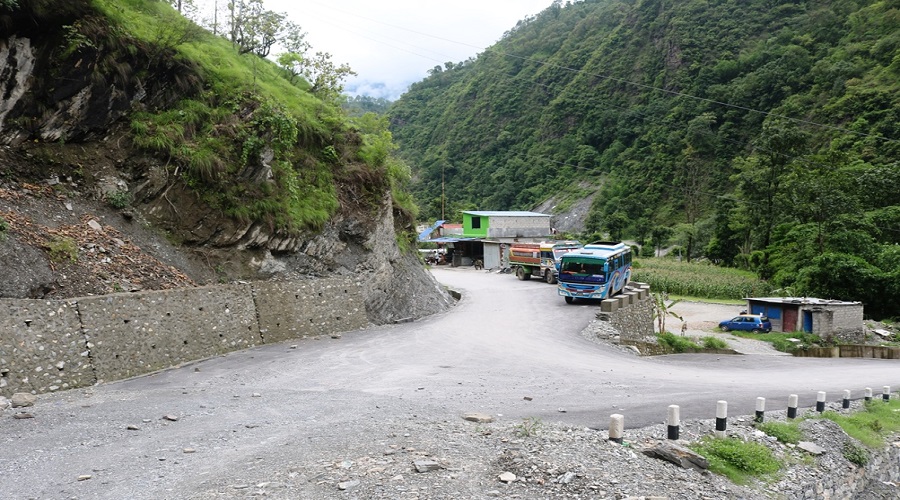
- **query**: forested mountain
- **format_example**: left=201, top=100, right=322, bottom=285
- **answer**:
left=389, top=0, right=900, bottom=317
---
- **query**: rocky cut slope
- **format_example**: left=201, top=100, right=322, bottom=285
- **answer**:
left=0, top=1, right=453, bottom=324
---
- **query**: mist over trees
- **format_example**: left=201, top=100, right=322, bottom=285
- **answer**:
left=388, top=0, right=900, bottom=317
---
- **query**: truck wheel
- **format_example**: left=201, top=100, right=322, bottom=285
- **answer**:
left=564, top=296, right=574, bottom=304
left=545, top=270, right=556, bottom=284
left=516, top=267, right=531, bottom=281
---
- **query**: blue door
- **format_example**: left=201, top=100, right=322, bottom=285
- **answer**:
left=802, top=311, right=813, bottom=333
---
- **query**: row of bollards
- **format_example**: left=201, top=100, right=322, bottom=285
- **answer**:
left=609, top=386, right=894, bottom=442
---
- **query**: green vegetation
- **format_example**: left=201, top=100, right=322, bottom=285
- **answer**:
left=651, top=291, right=682, bottom=334
left=755, top=421, right=802, bottom=444
left=47, top=236, right=79, bottom=263
left=0, top=0, right=416, bottom=239
left=842, top=441, right=869, bottom=466
left=634, top=259, right=774, bottom=300
left=390, top=0, right=900, bottom=318
left=702, top=336, right=728, bottom=349
left=105, top=190, right=132, bottom=209
left=656, top=332, right=700, bottom=353
left=514, top=416, right=544, bottom=437
left=689, top=436, right=782, bottom=485
left=816, top=399, right=900, bottom=448
left=732, top=332, right=827, bottom=353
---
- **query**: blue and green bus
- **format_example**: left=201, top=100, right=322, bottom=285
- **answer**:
left=557, top=242, right=633, bottom=304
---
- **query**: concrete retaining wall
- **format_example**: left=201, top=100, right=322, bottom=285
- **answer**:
left=0, top=278, right=370, bottom=397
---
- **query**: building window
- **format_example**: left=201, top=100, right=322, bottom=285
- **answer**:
left=472, top=217, right=481, bottom=229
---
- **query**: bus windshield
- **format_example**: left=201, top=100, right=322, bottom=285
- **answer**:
left=560, top=258, right=606, bottom=279
left=553, top=247, right=578, bottom=260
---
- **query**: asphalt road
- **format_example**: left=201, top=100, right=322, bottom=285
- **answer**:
left=2, top=267, right=897, bottom=498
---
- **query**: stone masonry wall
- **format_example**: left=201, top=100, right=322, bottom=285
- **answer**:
left=0, top=278, right=369, bottom=397
left=254, top=279, right=368, bottom=344
left=77, top=284, right=260, bottom=383
left=597, top=283, right=654, bottom=342
left=0, top=299, right=92, bottom=395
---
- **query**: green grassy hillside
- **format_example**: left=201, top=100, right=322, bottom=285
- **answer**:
left=389, top=0, right=900, bottom=317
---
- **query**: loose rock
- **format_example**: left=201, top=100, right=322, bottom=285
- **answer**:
left=11, top=393, right=36, bottom=408
left=463, top=412, right=493, bottom=423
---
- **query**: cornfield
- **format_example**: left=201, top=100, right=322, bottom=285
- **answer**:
left=631, top=259, right=774, bottom=300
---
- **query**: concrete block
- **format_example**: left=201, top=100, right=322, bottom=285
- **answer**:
left=601, top=299, right=618, bottom=313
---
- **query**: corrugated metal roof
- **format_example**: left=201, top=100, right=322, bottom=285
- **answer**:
left=417, top=220, right=446, bottom=241
left=463, top=211, right=549, bottom=217
left=747, top=297, right=861, bottom=306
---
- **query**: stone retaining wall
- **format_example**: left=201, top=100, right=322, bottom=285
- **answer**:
left=0, top=278, right=369, bottom=397
left=793, top=345, right=900, bottom=359
left=596, top=283, right=654, bottom=342
left=0, top=299, right=91, bottom=395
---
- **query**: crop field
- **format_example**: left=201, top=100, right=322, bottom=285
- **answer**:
left=632, top=259, right=774, bottom=300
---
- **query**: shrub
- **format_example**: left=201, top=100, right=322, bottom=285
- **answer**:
left=105, top=190, right=132, bottom=209
left=690, top=436, right=782, bottom=484
left=657, top=332, right=700, bottom=353
left=842, top=441, right=869, bottom=466
left=702, top=336, right=728, bottom=349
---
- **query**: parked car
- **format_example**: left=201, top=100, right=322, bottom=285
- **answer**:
left=718, top=314, right=772, bottom=333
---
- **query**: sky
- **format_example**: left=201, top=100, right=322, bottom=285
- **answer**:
left=194, top=0, right=554, bottom=100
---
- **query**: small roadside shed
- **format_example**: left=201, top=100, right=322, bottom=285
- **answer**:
left=746, top=297, right=863, bottom=336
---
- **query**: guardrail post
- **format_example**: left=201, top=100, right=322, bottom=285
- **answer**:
left=842, top=390, right=851, bottom=409
left=884, top=385, right=891, bottom=402
left=787, top=394, right=798, bottom=419
left=609, top=414, right=624, bottom=443
left=816, top=391, right=826, bottom=412
left=715, top=400, right=727, bottom=438
left=865, top=387, right=873, bottom=401
left=667, top=405, right=680, bottom=440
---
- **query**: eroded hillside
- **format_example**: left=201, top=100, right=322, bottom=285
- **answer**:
left=0, top=0, right=453, bottom=324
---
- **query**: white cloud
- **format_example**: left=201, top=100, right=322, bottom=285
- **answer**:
left=250, top=0, right=552, bottom=99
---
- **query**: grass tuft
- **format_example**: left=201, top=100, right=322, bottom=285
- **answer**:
left=689, top=436, right=782, bottom=485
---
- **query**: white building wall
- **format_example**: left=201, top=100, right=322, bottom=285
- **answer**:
left=488, top=216, right=551, bottom=238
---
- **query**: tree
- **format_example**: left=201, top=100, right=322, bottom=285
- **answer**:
left=732, top=120, right=808, bottom=277
left=677, top=113, right=717, bottom=263
left=300, top=51, right=357, bottom=102
left=228, top=0, right=285, bottom=57
left=275, top=21, right=311, bottom=83
left=650, top=225, right=673, bottom=257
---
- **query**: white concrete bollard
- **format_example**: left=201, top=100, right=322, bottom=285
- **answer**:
left=842, top=389, right=851, bottom=409
left=865, top=387, right=873, bottom=402
left=609, top=414, right=624, bottom=443
left=667, top=405, right=680, bottom=440
left=787, top=394, right=799, bottom=419
left=816, top=391, right=826, bottom=412
left=884, top=386, right=891, bottom=402
left=715, top=400, right=727, bottom=438
left=755, top=397, right=765, bottom=423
